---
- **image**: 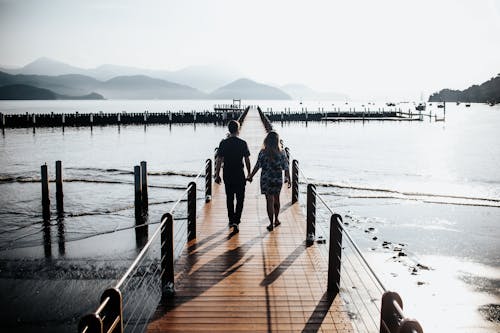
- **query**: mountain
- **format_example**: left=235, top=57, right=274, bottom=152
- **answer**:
left=0, top=84, right=104, bottom=100
left=3, top=57, right=88, bottom=77
left=98, top=75, right=205, bottom=99
left=0, top=84, right=57, bottom=100
left=209, top=78, right=291, bottom=100
left=280, top=83, right=348, bottom=101
left=0, top=71, right=206, bottom=99
left=429, top=74, right=500, bottom=104
left=1, top=58, right=243, bottom=92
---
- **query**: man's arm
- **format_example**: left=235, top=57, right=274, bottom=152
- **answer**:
left=244, top=156, right=251, bottom=177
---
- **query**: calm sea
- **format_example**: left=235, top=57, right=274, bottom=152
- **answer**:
left=0, top=100, right=499, bottom=332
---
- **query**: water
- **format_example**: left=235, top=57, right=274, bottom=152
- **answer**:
left=0, top=100, right=498, bottom=332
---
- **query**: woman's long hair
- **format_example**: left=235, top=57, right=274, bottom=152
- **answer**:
left=263, top=131, right=281, bottom=161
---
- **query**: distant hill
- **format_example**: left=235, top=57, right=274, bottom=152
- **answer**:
left=1, top=57, right=243, bottom=93
left=0, top=84, right=56, bottom=100
left=280, top=83, right=348, bottom=101
left=0, top=71, right=206, bottom=99
left=0, top=84, right=104, bottom=100
left=209, top=78, right=291, bottom=100
left=429, top=74, right=500, bottom=104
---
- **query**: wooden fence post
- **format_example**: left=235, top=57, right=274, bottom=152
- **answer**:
left=328, top=214, right=343, bottom=295
left=306, top=184, right=316, bottom=244
left=134, top=165, right=141, bottom=217
left=140, top=161, right=148, bottom=208
left=161, top=213, right=175, bottom=298
left=292, top=159, right=299, bottom=204
left=41, top=164, right=50, bottom=220
left=205, top=159, right=212, bottom=202
left=187, top=181, right=197, bottom=241
left=55, top=160, right=63, bottom=213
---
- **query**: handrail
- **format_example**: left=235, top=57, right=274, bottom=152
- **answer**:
left=79, top=159, right=211, bottom=333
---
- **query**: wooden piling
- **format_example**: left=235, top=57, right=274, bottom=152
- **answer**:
left=140, top=161, right=148, bottom=207
left=55, top=160, right=63, bottom=213
left=134, top=165, right=142, bottom=215
left=1, top=113, right=5, bottom=127
left=41, top=164, right=50, bottom=220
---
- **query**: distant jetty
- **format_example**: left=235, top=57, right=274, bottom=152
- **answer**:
left=0, top=109, right=245, bottom=128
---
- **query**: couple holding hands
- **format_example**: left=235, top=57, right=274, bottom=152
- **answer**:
left=214, top=120, right=290, bottom=233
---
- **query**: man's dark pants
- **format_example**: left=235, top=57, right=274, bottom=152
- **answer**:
left=223, top=176, right=245, bottom=226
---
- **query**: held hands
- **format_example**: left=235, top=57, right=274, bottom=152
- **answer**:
left=285, top=177, right=291, bottom=188
left=246, top=176, right=253, bottom=183
left=214, top=175, right=222, bottom=184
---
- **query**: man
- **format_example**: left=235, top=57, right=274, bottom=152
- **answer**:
left=214, top=120, right=251, bottom=233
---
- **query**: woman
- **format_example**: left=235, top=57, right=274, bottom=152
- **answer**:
left=247, top=131, right=290, bottom=231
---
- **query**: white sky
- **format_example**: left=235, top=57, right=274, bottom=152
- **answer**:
left=1, top=0, right=499, bottom=100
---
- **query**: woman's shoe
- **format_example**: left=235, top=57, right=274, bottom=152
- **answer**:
left=266, top=224, right=274, bottom=231
left=274, top=220, right=281, bottom=227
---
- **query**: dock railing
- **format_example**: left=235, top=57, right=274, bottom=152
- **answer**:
left=78, top=158, right=213, bottom=333
left=258, top=107, right=424, bottom=333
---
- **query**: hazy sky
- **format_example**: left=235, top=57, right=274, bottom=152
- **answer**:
left=1, top=0, right=499, bottom=100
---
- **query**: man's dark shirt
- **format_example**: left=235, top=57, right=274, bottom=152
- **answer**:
left=218, top=136, right=250, bottom=183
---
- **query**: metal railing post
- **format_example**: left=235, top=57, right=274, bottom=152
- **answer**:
left=380, top=291, right=403, bottom=333
left=292, top=159, right=299, bottom=204
left=205, top=159, right=212, bottom=202
left=306, top=184, right=316, bottom=244
left=100, top=288, right=123, bottom=333
left=328, top=214, right=343, bottom=295
left=161, top=213, right=175, bottom=298
left=187, top=181, right=197, bottom=241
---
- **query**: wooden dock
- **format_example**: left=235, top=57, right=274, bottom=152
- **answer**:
left=147, top=108, right=354, bottom=332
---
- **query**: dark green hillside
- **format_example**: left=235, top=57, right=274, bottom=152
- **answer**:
left=429, top=74, right=500, bottom=104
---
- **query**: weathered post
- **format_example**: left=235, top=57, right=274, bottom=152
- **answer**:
left=380, top=291, right=403, bottom=333
left=140, top=161, right=148, bottom=208
left=134, top=165, right=142, bottom=217
left=1, top=113, right=5, bottom=128
left=292, top=159, right=299, bottom=204
left=117, top=113, right=121, bottom=124
left=306, top=184, right=316, bottom=245
left=187, top=181, right=197, bottom=241
left=161, top=213, right=175, bottom=297
left=90, top=113, right=93, bottom=127
left=205, top=159, right=212, bottom=202
left=328, top=214, right=343, bottom=295
left=100, top=288, right=123, bottom=333
left=32, top=114, right=36, bottom=126
left=41, top=164, right=50, bottom=220
left=55, top=160, right=63, bottom=213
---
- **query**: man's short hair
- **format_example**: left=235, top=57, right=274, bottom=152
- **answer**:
left=228, top=120, right=240, bottom=134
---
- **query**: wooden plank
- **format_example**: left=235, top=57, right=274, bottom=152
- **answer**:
left=147, top=107, right=354, bottom=332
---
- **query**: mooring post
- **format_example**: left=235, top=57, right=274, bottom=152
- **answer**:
left=187, top=181, right=197, bottom=241
left=41, top=164, right=50, bottom=220
left=134, top=165, right=142, bottom=217
left=1, top=113, right=5, bottom=128
left=328, top=214, right=343, bottom=295
left=161, top=213, right=175, bottom=297
left=205, top=159, right=212, bottom=202
left=140, top=161, right=148, bottom=208
left=292, top=159, right=299, bottom=204
left=55, top=160, right=63, bottom=213
left=306, top=184, right=316, bottom=245
left=32, top=114, right=36, bottom=126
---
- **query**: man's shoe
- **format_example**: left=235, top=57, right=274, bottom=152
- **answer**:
left=266, top=224, right=273, bottom=232
left=233, top=224, right=239, bottom=233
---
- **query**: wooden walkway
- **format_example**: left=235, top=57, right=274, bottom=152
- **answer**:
left=147, top=108, right=353, bottom=332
